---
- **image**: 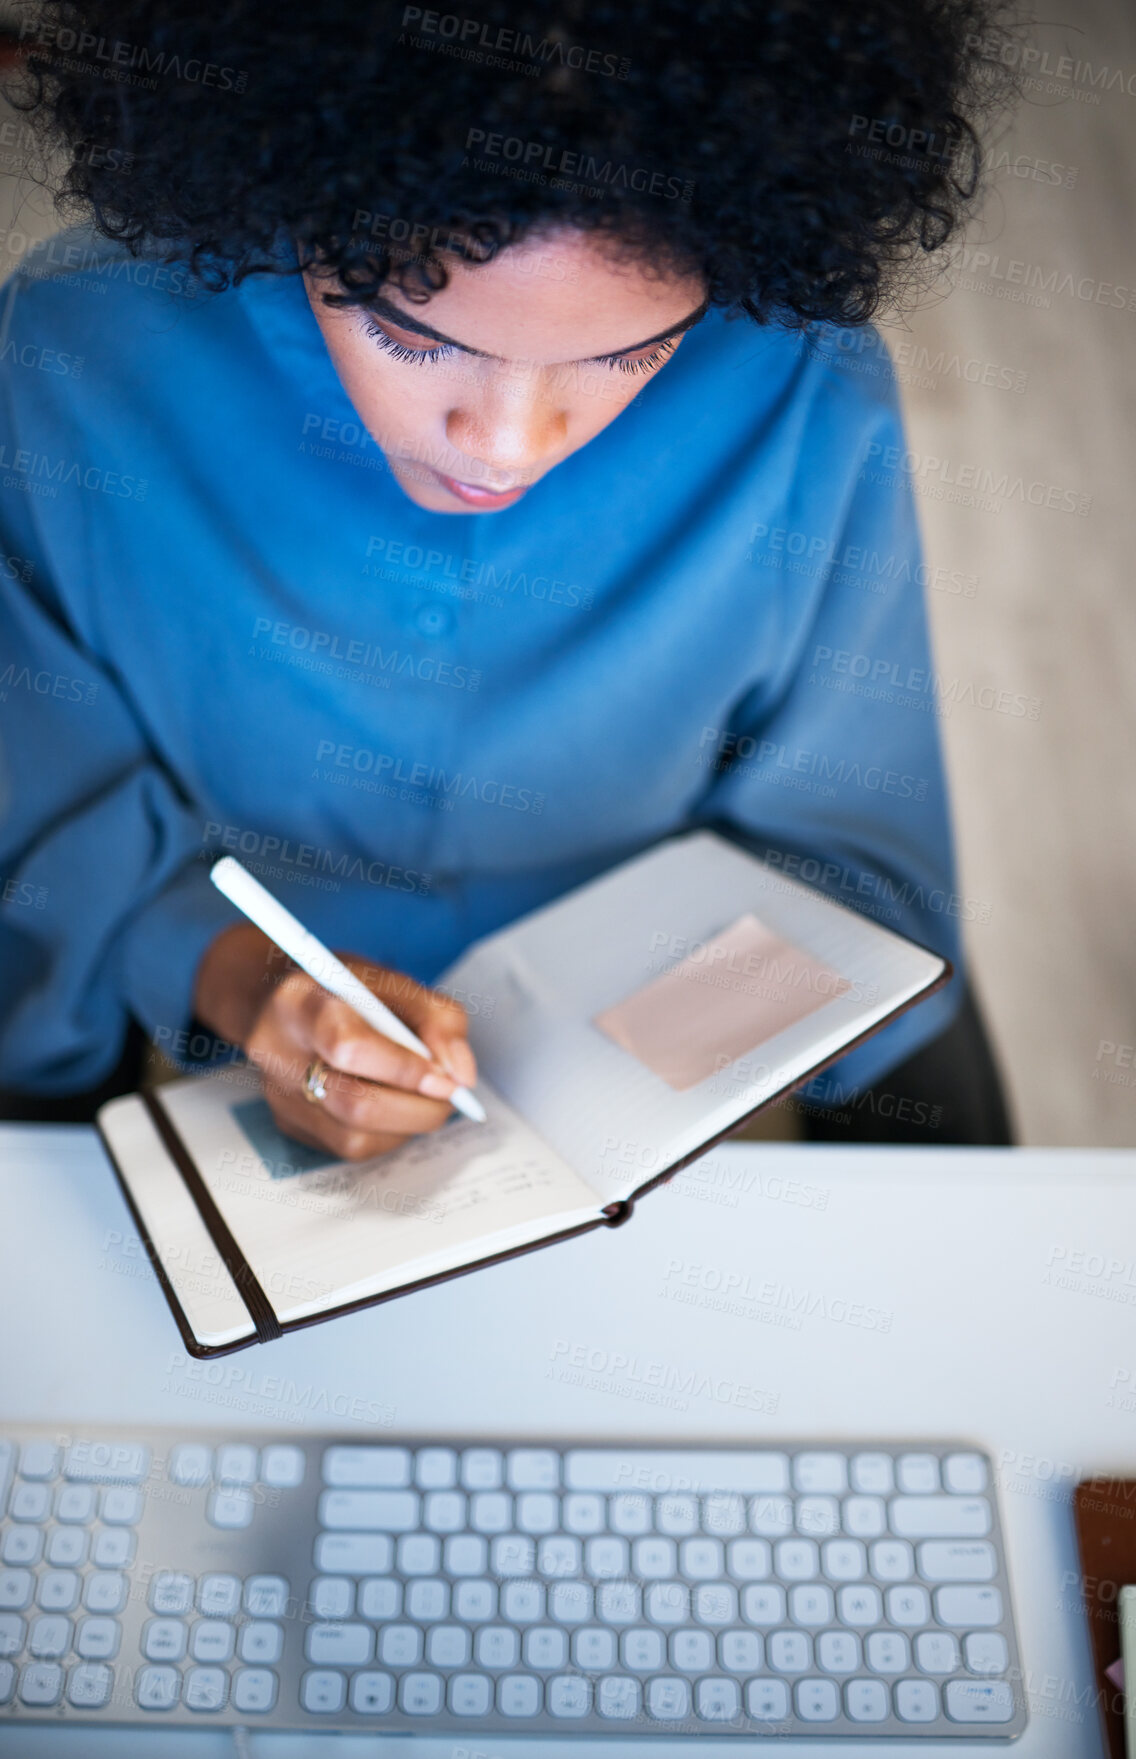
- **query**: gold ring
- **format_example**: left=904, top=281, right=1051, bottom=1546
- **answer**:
left=303, top=1058, right=329, bottom=1104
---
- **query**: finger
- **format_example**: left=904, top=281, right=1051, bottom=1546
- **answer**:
left=361, top=970, right=477, bottom=1087
left=267, top=1090, right=416, bottom=1163
left=311, top=1068, right=455, bottom=1138
left=280, top=980, right=457, bottom=1100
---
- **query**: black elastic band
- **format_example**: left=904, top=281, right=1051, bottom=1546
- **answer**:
left=141, top=1088, right=283, bottom=1344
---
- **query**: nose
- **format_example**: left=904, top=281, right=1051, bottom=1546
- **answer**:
left=444, top=374, right=568, bottom=484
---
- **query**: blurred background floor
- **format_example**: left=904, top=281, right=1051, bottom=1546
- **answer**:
left=0, top=1, right=1133, bottom=1145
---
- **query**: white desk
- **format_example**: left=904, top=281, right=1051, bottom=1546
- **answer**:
left=1, top=1124, right=1132, bottom=1758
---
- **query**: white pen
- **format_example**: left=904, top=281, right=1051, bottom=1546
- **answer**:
left=210, top=855, right=487, bottom=1124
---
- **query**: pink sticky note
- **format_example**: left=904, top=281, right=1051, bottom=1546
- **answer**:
left=593, top=912, right=850, bottom=1091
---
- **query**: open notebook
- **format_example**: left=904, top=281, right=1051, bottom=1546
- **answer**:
left=97, top=831, right=949, bottom=1355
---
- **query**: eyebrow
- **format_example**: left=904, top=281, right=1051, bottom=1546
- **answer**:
left=360, top=294, right=711, bottom=361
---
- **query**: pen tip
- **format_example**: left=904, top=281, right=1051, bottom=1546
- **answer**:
left=454, top=1087, right=488, bottom=1124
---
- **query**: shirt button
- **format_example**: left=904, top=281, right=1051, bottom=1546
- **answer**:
left=413, top=603, right=453, bottom=638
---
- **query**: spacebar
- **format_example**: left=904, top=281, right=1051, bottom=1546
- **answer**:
left=564, top=1450, right=778, bottom=1494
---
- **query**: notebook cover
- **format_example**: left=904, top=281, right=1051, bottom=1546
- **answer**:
left=95, top=947, right=949, bottom=1358
left=1073, top=1477, right=1136, bottom=1759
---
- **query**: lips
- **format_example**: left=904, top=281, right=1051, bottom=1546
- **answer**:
left=434, top=471, right=530, bottom=510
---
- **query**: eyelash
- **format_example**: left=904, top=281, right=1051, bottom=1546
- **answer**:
left=361, top=316, right=678, bottom=376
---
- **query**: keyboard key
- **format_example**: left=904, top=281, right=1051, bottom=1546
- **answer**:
left=492, top=1536, right=534, bottom=1576
left=91, top=1529, right=133, bottom=1568
left=450, top=1672, right=492, bottom=1714
left=185, top=1665, right=228, bottom=1711
left=965, top=1630, right=1009, bottom=1673
left=307, top=1622, right=371, bottom=1666
left=498, top=1672, right=541, bottom=1715
left=523, top=1625, right=565, bottom=1669
left=945, top=1679, right=1016, bottom=1722
left=65, top=1442, right=148, bottom=1483
left=232, top=1667, right=277, bottom=1712
left=794, top=1453, right=847, bottom=1494
left=378, top=1624, right=421, bottom=1667
left=301, top=1669, right=346, bottom=1712
left=896, top=1677, right=940, bottom=1721
left=84, top=1573, right=126, bottom=1614
left=398, top=1533, right=440, bottom=1574
left=917, top=1630, right=960, bottom=1673
left=587, top=1536, right=629, bottom=1577
left=887, top=1584, right=931, bottom=1625
left=150, top=1572, right=193, bottom=1615
left=563, top=1493, right=604, bottom=1534
left=944, top=1452, right=988, bottom=1494
left=517, top=1493, right=558, bottom=1534
left=55, top=1484, right=96, bottom=1523
left=790, top=1584, right=834, bottom=1626
left=866, top=1631, right=909, bottom=1672
left=477, top=1625, right=519, bottom=1668
left=415, top=1447, right=457, bottom=1489
left=742, top=1584, right=786, bottom=1626
left=501, top=1581, right=544, bottom=1623
left=720, top=1629, right=762, bottom=1672
left=703, top=1494, right=747, bottom=1535
left=550, top=1582, right=592, bottom=1624
left=748, top=1677, right=790, bottom=1720
left=28, top=1615, right=70, bottom=1658
left=0, top=1658, right=15, bottom=1701
left=538, top=1536, right=581, bottom=1577
left=197, top=1575, right=241, bottom=1617
left=769, top=1630, right=811, bottom=1672
left=837, top=1584, right=881, bottom=1625
left=142, top=1619, right=187, bottom=1662
left=350, top=1670, right=394, bottom=1713
left=216, top=1445, right=257, bottom=1486
left=565, top=1449, right=787, bottom=1494
left=191, top=1619, right=235, bottom=1663
left=775, top=1539, right=818, bottom=1580
left=623, top=1626, right=664, bottom=1670
left=207, top=1488, right=253, bottom=1529
left=405, top=1579, right=447, bottom=1621
left=0, top=1614, right=22, bottom=1657
left=919, top=1539, right=997, bottom=1581
left=646, top=1582, right=687, bottom=1625
left=846, top=1676, right=889, bottom=1720
left=671, top=1628, right=713, bottom=1671
left=66, top=1661, right=112, bottom=1708
left=647, top=1675, right=690, bottom=1719
left=548, top=1674, right=590, bottom=1716
left=850, top=1452, right=893, bottom=1493
left=320, top=1488, right=418, bottom=1531
left=573, top=1626, right=615, bottom=1669
left=314, top=1533, right=391, bottom=1576
left=1, top=1528, right=41, bottom=1566
left=897, top=1453, right=940, bottom=1493
left=19, top=1443, right=59, bottom=1482
left=507, top=1450, right=559, bottom=1490
left=936, top=1584, right=1003, bottom=1626
left=94, top=1488, right=133, bottom=1525
left=891, top=1496, right=991, bottom=1539
left=168, top=1444, right=212, bottom=1487
left=470, top=1492, right=512, bottom=1534
left=261, top=1445, right=305, bottom=1488
left=423, top=1491, right=466, bottom=1533
left=47, top=1528, right=88, bottom=1567
left=822, top=1539, right=865, bottom=1580
left=429, top=1624, right=472, bottom=1667
left=20, top=1661, right=63, bottom=1705
left=10, top=1483, right=50, bottom=1522
left=817, top=1630, right=860, bottom=1672
left=694, top=1583, right=737, bottom=1626
left=454, top=1579, right=497, bottom=1621
left=870, top=1540, right=913, bottom=1581
left=310, top=1577, right=352, bottom=1619
left=244, top=1576, right=289, bottom=1617
left=728, top=1538, right=770, bottom=1579
left=843, top=1496, right=886, bottom=1537
left=797, top=1497, right=840, bottom=1537
left=656, top=1495, right=698, bottom=1536
left=323, top=1446, right=410, bottom=1488
left=610, top=1495, right=652, bottom=1535
left=599, top=1675, right=640, bottom=1717
left=75, top=1617, right=119, bottom=1660
left=680, top=1537, right=723, bottom=1578
left=135, top=1664, right=180, bottom=1710
left=240, top=1621, right=283, bottom=1664
left=400, top=1671, right=443, bottom=1714
left=796, top=1676, right=839, bottom=1720
left=461, top=1449, right=503, bottom=1490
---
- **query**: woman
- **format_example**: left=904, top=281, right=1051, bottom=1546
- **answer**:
left=0, top=0, right=1010, bottom=1156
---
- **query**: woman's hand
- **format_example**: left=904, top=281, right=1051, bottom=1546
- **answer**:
left=193, top=921, right=477, bottom=1160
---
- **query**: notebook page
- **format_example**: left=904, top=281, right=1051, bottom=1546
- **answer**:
left=155, top=1070, right=602, bottom=1324
left=442, top=831, right=945, bottom=1202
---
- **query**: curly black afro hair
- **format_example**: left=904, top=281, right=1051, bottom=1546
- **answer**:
left=13, top=0, right=1017, bottom=325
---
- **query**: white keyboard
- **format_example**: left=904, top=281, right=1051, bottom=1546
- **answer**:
left=0, top=1428, right=1026, bottom=1738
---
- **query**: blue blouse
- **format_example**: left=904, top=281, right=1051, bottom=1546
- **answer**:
left=0, top=234, right=966, bottom=1096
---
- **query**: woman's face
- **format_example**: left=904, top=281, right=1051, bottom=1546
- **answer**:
left=304, top=229, right=707, bottom=513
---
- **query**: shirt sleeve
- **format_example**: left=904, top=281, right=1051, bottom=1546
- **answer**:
left=696, top=381, right=968, bottom=1098
left=0, top=485, right=240, bottom=1093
